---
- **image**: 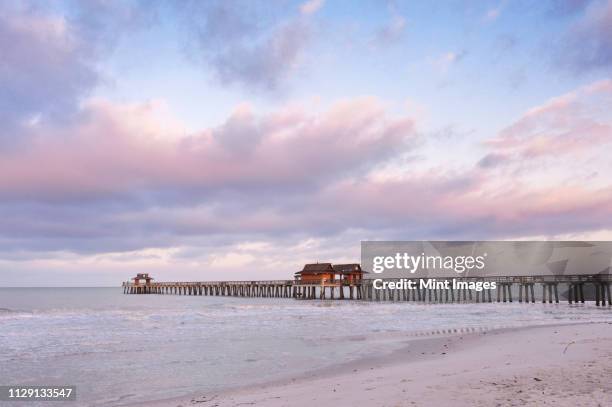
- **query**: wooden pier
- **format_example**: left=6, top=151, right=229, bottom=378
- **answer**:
left=123, top=274, right=612, bottom=306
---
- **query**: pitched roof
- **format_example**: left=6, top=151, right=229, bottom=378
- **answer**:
left=300, top=263, right=334, bottom=274
left=333, top=264, right=364, bottom=274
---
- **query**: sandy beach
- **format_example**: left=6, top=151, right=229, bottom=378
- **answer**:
left=141, top=322, right=612, bottom=407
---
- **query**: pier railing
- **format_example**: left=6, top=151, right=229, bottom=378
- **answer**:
left=150, top=280, right=294, bottom=286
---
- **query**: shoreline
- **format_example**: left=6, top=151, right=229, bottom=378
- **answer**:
left=130, top=321, right=612, bottom=407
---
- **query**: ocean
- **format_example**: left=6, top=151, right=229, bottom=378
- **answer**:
left=1, top=287, right=611, bottom=406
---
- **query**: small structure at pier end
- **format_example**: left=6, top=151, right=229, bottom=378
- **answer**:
left=125, top=273, right=154, bottom=294
left=132, top=273, right=153, bottom=285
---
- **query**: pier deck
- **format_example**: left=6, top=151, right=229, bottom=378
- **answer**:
left=123, top=275, right=612, bottom=305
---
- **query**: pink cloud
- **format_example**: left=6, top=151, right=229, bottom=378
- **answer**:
left=0, top=97, right=417, bottom=200
left=306, top=173, right=612, bottom=238
left=484, top=80, right=612, bottom=161
left=2, top=83, right=612, bottom=258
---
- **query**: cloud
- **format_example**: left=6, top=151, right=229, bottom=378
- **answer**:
left=0, top=3, right=95, bottom=136
left=556, top=0, right=612, bottom=73
left=483, top=79, right=612, bottom=162
left=431, top=50, right=467, bottom=73
left=0, top=97, right=417, bottom=203
left=372, top=0, right=407, bottom=46
left=2, top=81, right=612, bottom=266
left=547, top=0, right=593, bottom=16
left=0, top=1, right=152, bottom=143
left=300, top=0, right=325, bottom=15
left=312, top=176, right=612, bottom=239
left=177, top=0, right=316, bottom=92
left=0, top=1, right=316, bottom=102
left=484, top=6, right=502, bottom=22
left=374, top=13, right=407, bottom=44
left=477, top=153, right=511, bottom=168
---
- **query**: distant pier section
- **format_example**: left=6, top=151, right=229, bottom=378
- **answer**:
left=123, top=265, right=612, bottom=306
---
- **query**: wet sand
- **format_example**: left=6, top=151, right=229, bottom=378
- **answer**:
left=138, top=322, right=612, bottom=407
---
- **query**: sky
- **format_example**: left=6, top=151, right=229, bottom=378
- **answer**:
left=1, top=0, right=612, bottom=286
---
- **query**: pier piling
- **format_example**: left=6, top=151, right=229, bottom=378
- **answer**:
left=122, top=275, right=611, bottom=305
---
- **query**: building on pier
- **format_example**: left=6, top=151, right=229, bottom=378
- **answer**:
left=333, top=264, right=366, bottom=284
left=132, top=273, right=153, bottom=286
left=294, top=263, right=335, bottom=284
left=294, top=263, right=366, bottom=284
